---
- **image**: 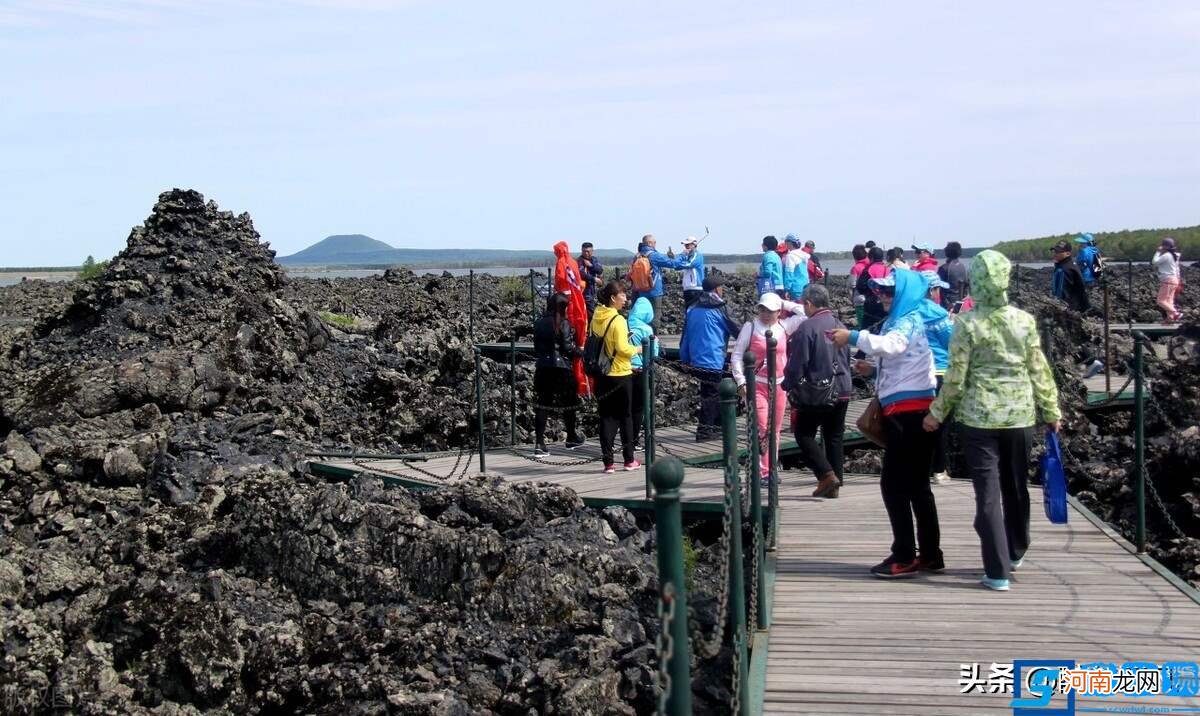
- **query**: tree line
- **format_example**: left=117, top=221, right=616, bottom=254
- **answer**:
left=992, top=225, right=1199, bottom=261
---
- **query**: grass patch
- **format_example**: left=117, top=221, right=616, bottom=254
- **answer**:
left=682, top=536, right=698, bottom=594
left=318, top=311, right=357, bottom=328
left=78, top=255, right=110, bottom=280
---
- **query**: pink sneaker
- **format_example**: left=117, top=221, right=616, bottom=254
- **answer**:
left=624, top=460, right=641, bottom=471
left=603, top=464, right=616, bottom=474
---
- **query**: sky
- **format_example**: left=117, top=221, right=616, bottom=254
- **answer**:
left=2, top=0, right=1198, bottom=265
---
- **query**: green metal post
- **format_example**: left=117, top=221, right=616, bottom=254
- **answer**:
left=1128, top=259, right=1134, bottom=330
left=468, top=269, right=475, bottom=343
left=474, top=347, right=486, bottom=473
left=765, top=331, right=779, bottom=549
left=1103, top=278, right=1112, bottom=395
left=528, top=269, right=536, bottom=325
left=650, top=457, right=693, bottom=715
left=643, top=336, right=654, bottom=499
left=1133, top=333, right=1146, bottom=553
left=510, top=332, right=517, bottom=446
left=719, top=377, right=750, bottom=713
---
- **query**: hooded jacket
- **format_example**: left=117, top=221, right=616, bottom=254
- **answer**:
left=554, top=241, right=590, bottom=394
left=759, top=250, right=784, bottom=295
left=917, top=298, right=953, bottom=373
left=628, top=297, right=660, bottom=370
left=1076, top=241, right=1101, bottom=285
left=782, top=246, right=810, bottom=297
left=591, top=303, right=638, bottom=377
left=929, top=251, right=1060, bottom=429
left=849, top=269, right=936, bottom=409
left=679, top=290, right=740, bottom=371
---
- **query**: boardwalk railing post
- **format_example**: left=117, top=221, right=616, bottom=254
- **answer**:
left=1127, top=259, right=1134, bottom=330
left=721, top=376, right=750, bottom=714
left=468, top=269, right=475, bottom=343
left=510, top=331, right=517, bottom=446
left=474, top=347, right=487, bottom=473
left=1103, top=278, right=1112, bottom=395
left=528, top=269, right=536, bottom=325
left=1133, top=332, right=1146, bottom=554
left=765, top=330, right=779, bottom=549
left=643, top=336, right=654, bottom=499
left=651, top=457, right=693, bottom=715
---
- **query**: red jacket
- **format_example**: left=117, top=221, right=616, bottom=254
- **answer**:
left=912, top=257, right=939, bottom=272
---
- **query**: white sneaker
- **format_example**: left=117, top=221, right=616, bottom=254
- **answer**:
left=1011, top=557, right=1024, bottom=571
left=932, top=472, right=951, bottom=484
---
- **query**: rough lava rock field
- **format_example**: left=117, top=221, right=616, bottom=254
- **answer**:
left=1, top=189, right=1198, bottom=713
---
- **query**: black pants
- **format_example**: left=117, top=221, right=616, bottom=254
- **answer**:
left=931, top=376, right=948, bottom=475
left=684, top=289, right=703, bottom=308
left=697, top=377, right=721, bottom=431
left=962, top=426, right=1033, bottom=580
left=533, top=366, right=579, bottom=446
left=631, top=369, right=646, bottom=447
left=880, top=410, right=941, bottom=563
left=792, top=400, right=848, bottom=482
left=597, top=374, right=635, bottom=466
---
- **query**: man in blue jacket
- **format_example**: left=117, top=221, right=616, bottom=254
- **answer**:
left=679, top=236, right=706, bottom=308
left=636, top=234, right=693, bottom=333
left=680, top=274, right=741, bottom=440
left=758, top=236, right=785, bottom=297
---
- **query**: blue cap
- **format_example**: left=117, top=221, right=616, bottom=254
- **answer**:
left=911, top=243, right=934, bottom=253
left=920, top=270, right=949, bottom=289
left=784, top=233, right=802, bottom=246
left=869, top=275, right=896, bottom=289
left=1074, top=233, right=1095, bottom=245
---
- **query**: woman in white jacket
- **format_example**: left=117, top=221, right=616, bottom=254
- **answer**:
left=831, top=269, right=943, bottom=579
left=732, top=292, right=807, bottom=485
left=1153, top=238, right=1183, bottom=322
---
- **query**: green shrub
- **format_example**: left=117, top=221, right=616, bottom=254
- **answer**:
left=78, top=255, right=109, bottom=280
left=682, top=536, right=698, bottom=593
left=500, top=276, right=532, bottom=304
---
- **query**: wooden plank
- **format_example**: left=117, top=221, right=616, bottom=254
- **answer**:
left=762, top=478, right=1200, bottom=713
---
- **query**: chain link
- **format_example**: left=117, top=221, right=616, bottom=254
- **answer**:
left=690, top=457, right=734, bottom=658
left=504, top=447, right=601, bottom=467
left=654, top=582, right=677, bottom=716
left=351, top=448, right=474, bottom=483
left=729, top=630, right=744, bottom=715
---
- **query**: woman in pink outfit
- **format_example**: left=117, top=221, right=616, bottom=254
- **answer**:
left=1153, top=238, right=1184, bottom=322
left=731, top=292, right=808, bottom=483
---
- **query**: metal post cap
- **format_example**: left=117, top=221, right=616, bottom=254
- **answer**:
left=650, top=456, right=686, bottom=491
left=742, top=350, right=756, bottom=367
left=719, top=377, right=738, bottom=399
left=765, top=328, right=776, bottom=345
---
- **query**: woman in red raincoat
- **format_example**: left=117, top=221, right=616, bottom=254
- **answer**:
left=553, top=241, right=591, bottom=396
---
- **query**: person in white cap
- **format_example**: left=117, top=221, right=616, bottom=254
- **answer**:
left=679, top=236, right=706, bottom=308
left=731, top=292, right=808, bottom=485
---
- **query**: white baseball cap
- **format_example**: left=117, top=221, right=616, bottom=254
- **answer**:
left=756, top=292, right=783, bottom=311
left=682, top=235, right=698, bottom=246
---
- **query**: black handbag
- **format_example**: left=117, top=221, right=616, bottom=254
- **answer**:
left=787, top=340, right=843, bottom=409
left=583, top=316, right=618, bottom=378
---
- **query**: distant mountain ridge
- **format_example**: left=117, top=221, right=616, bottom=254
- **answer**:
left=278, top=234, right=635, bottom=267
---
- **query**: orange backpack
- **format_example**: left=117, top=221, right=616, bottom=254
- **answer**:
left=629, top=255, right=654, bottom=293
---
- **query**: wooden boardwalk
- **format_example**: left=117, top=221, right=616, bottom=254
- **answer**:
left=763, top=476, right=1200, bottom=714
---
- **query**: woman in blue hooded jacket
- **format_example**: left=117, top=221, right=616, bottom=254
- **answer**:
left=832, top=269, right=943, bottom=579
left=628, top=296, right=660, bottom=449
left=919, top=271, right=955, bottom=483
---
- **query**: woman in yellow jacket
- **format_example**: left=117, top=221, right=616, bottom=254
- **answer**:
left=590, top=280, right=643, bottom=474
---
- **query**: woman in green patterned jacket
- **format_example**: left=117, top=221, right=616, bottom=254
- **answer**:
left=923, top=250, right=1062, bottom=592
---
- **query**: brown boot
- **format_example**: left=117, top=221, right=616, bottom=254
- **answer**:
left=813, top=472, right=839, bottom=498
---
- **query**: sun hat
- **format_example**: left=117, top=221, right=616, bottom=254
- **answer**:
left=756, top=292, right=783, bottom=311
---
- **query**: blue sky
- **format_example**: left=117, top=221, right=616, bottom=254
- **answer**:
left=2, top=1, right=1198, bottom=264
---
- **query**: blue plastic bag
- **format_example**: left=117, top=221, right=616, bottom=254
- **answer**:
left=1041, top=431, right=1069, bottom=524
left=755, top=276, right=775, bottom=297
